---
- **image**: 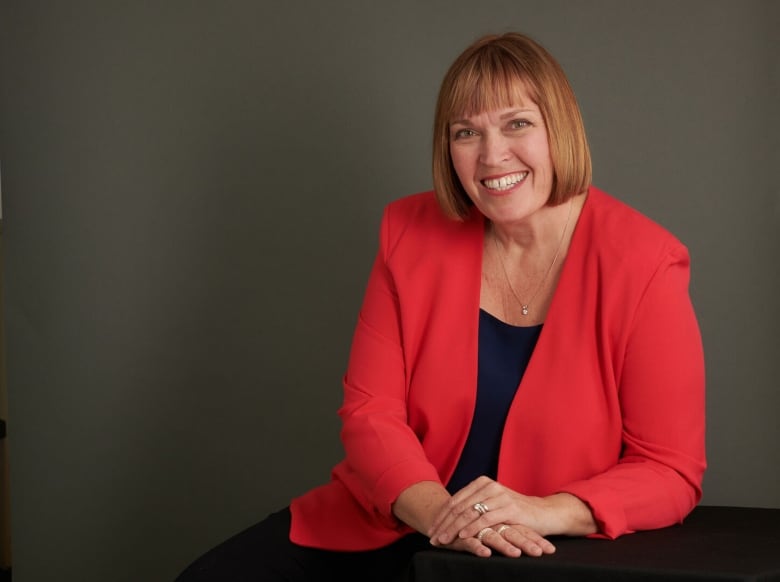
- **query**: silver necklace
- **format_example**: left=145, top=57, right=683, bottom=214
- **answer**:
left=492, top=199, right=573, bottom=316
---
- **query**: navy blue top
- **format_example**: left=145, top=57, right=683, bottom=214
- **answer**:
left=446, top=309, right=542, bottom=493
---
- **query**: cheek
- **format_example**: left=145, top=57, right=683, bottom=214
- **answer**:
left=533, top=138, right=554, bottom=173
left=449, top=148, right=474, bottom=183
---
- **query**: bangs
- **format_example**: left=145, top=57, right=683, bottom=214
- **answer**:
left=433, top=32, right=591, bottom=218
left=446, top=48, right=539, bottom=120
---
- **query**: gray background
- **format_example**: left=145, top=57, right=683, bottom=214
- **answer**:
left=1, top=1, right=778, bottom=580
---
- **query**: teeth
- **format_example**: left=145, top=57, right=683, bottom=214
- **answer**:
left=483, top=172, right=527, bottom=190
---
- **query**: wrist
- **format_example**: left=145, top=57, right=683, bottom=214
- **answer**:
left=392, top=481, right=451, bottom=534
left=543, top=493, right=598, bottom=536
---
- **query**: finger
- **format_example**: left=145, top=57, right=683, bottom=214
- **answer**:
left=430, top=495, right=488, bottom=540
left=428, top=495, right=477, bottom=536
left=448, top=535, right=492, bottom=558
left=428, top=493, right=461, bottom=535
left=501, top=525, right=556, bottom=557
left=477, top=527, right=522, bottom=558
left=453, top=505, right=513, bottom=538
left=431, top=505, right=480, bottom=544
left=428, top=478, right=493, bottom=535
left=433, top=500, right=497, bottom=544
left=455, top=496, right=514, bottom=539
left=428, top=497, right=473, bottom=537
left=444, top=477, right=497, bottom=525
left=427, top=500, right=453, bottom=536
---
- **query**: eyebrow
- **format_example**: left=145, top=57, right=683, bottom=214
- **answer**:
left=450, top=109, right=537, bottom=126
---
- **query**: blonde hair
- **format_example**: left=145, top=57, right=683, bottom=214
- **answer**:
left=433, top=32, right=592, bottom=219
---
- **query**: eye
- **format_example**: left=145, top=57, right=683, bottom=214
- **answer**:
left=508, top=119, right=531, bottom=130
left=452, top=128, right=478, bottom=140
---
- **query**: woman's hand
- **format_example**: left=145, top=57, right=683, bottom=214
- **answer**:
left=391, top=481, right=539, bottom=558
left=436, top=522, right=553, bottom=558
left=427, top=476, right=596, bottom=555
left=435, top=525, right=541, bottom=558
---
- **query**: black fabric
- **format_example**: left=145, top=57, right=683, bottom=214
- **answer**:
left=175, top=507, right=430, bottom=582
left=177, top=506, right=780, bottom=581
left=409, top=506, right=780, bottom=581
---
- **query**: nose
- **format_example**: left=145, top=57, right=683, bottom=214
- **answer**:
left=478, top=132, right=510, bottom=166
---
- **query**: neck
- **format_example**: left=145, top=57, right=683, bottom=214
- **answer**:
left=481, top=192, right=586, bottom=324
left=490, top=197, right=575, bottom=256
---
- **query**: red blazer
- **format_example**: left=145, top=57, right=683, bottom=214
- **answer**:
left=290, top=187, right=706, bottom=549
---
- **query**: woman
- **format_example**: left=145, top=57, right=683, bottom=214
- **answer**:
left=177, top=32, right=705, bottom=581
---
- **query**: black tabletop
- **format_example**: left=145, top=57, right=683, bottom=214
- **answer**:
left=409, top=506, right=780, bottom=581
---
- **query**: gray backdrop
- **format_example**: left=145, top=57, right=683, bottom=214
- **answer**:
left=1, top=1, right=778, bottom=580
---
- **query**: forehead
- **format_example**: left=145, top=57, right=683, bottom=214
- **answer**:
left=449, top=76, right=539, bottom=121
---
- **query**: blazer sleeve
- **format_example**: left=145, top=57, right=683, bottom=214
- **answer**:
left=336, top=205, right=442, bottom=526
left=561, top=243, right=706, bottom=538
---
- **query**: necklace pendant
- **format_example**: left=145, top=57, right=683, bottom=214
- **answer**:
left=521, top=305, right=529, bottom=316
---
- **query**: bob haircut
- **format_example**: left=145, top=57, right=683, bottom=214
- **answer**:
left=433, top=32, right=592, bottom=219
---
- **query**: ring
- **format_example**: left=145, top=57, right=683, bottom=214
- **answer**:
left=496, top=525, right=510, bottom=536
left=476, top=527, right=493, bottom=542
left=473, top=502, right=488, bottom=515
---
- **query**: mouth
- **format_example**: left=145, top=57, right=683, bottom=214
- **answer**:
left=481, top=172, right=528, bottom=191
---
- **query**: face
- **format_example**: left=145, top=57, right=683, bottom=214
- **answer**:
left=449, top=85, right=553, bottom=228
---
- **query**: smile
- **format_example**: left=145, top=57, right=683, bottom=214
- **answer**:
left=481, top=172, right=528, bottom=191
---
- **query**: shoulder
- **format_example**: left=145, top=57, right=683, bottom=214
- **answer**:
left=582, top=186, right=689, bottom=268
left=380, top=191, right=480, bottom=259
left=383, top=191, right=452, bottom=231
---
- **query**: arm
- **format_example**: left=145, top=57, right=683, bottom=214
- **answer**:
left=392, top=481, right=451, bottom=534
left=336, top=206, right=443, bottom=528
left=561, top=244, right=706, bottom=538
